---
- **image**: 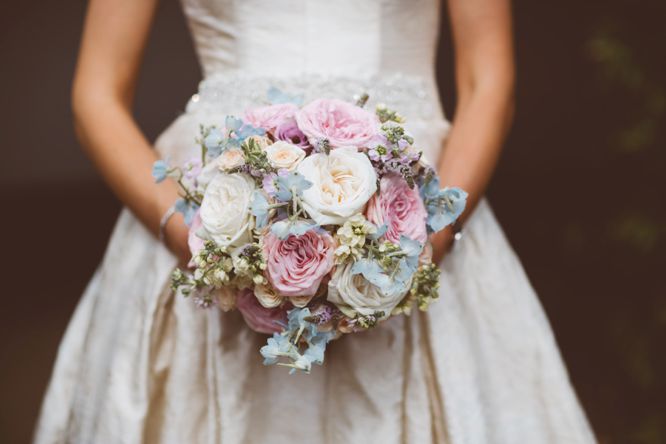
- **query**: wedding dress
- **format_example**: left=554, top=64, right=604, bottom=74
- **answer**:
left=34, top=0, right=596, bottom=443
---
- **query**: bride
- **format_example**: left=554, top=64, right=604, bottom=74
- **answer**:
left=35, top=0, right=596, bottom=443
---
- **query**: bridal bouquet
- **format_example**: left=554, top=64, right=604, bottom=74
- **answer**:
left=153, top=90, right=467, bottom=373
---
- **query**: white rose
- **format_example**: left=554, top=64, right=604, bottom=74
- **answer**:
left=296, top=146, right=377, bottom=225
left=264, top=141, right=306, bottom=171
left=199, top=173, right=255, bottom=248
left=196, top=159, right=220, bottom=190
left=327, top=262, right=409, bottom=320
left=218, top=148, right=246, bottom=170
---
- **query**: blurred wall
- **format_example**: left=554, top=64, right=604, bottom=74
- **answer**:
left=1, top=0, right=664, bottom=443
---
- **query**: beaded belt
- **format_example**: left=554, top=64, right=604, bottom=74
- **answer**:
left=185, top=72, right=437, bottom=121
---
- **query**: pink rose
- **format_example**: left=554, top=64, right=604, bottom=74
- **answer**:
left=236, top=290, right=288, bottom=334
left=366, top=174, right=428, bottom=244
left=274, top=118, right=309, bottom=148
left=296, top=98, right=379, bottom=148
left=263, top=230, right=335, bottom=297
left=244, top=103, right=298, bottom=130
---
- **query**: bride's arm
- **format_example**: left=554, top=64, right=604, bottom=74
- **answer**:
left=72, top=0, right=189, bottom=262
left=432, top=0, right=515, bottom=262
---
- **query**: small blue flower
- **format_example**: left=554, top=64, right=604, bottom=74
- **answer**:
left=426, top=187, right=468, bottom=232
left=367, top=223, right=388, bottom=241
left=304, top=331, right=334, bottom=365
left=287, top=307, right=311, bottom=331
left=393, top=258, right=416, bottom=290
left=250, top=191, right=271, bottom=228
left=419, top=174, right=441, bottom=201
left=175, top=199, right=198, bottom=226
left=204, top=128, right=224, bottom=149
left=222, top=137, right=241, bottom=151
left=260, top=333, right=295, bottom=365
left=151, top=159, right=169, bottom=183
left=399, top=235, right=423, bottom=269
left=225, top=115, right=243, bottom=132
left=420, top=176, right=467, bottom=232
left=274, top=171, right=313, bottom=202
left=236, top=124, right=266, bottom=141
left=271, top=219, right=317, bottom=240
left=351, top=259, right=392, bottom=291
left=204, top=128, right=224, bottom=157
left=260, top=308, right=333, bottom=373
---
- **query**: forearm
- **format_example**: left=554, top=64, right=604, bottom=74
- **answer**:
left=429, top=79, right=513, bottom=262
left=436, top=82, right=514, bottom=223
left=73, top=92, right=179, bottom=236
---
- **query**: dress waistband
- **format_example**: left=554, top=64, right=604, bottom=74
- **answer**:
left=185, top=72, right=439, bottom=121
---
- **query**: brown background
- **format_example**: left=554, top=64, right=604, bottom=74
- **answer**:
left=1, top=0, right=665, bottom=443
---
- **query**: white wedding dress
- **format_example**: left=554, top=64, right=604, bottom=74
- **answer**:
left=35, top=0, right=596, bottom=443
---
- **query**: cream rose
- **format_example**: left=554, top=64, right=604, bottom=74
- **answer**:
left=327, top=262, right=409, bottom=320
left=199, top=173, right=255, bottom=247
left=254, top=284, right=284, bottom=309
left=264, top=141, right=306, bottom=171
left=296, top=147, right=377, bottom=225
left=218, top=148, right=246, bottom=170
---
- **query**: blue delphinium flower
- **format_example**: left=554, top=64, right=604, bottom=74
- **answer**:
left=351, top=236, right=423, bottom=296
left=259, top=307, right=336, bottom=374
left=250, top=191, right=271, bottom=229
left=235, top=123, right=266, bottom=141
left=204, top=127, right=224, bottom=157
left=399, top=235, right=422, bottom=270
left=367, top=223, right=388, bottom=241
left=389, top=257, right=418, bottom=295
left=352, top=259, right=392, bottom=291
left=274, top=171, right=312, bottom=202
left=271, top=219, right=317, bottom=240
left=304, top=331, right=335, bottom=365
left=420, top=176, right=468, bottom=232
left=151, top=159, right=169, bottom=183
left=287, top=307, right=313, bottom=333
left=260, top=333, right=296, bottom=365
left=175, top=198, right=198, bottom=226
left=225, top=115, right=243, bottom=132
left=419, top=173, right=440, bottom=201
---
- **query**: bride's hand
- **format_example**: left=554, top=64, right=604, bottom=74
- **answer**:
left=430, top=227, right=455, bottom=264
left=163, top=212, right=192, bottom=268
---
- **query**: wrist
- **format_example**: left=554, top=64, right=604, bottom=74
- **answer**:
left=159, top=203, right=179, bottom=243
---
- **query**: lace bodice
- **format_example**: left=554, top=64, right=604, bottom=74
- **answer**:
left=179, top=0, right=446, bottom=124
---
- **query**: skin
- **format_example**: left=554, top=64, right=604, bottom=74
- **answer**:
left=72, top=0, right=190, bottom=265
left=432, top=0, right=515, bottom=262
left=72, top=0, right=514, bottom=266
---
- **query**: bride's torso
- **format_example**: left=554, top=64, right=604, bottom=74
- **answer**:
left=164, top=0, right=449, bottom=161
left=181, top=0, right=441, bottom=78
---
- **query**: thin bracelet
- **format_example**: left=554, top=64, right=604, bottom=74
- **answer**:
left=159, top=204, right=178, bottom=243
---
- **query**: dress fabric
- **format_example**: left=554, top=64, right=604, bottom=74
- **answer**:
left=34, top=0, right=596, bottom=443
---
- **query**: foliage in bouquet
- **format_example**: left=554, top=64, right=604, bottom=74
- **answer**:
left=153, top=89, right=467, bottom=373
